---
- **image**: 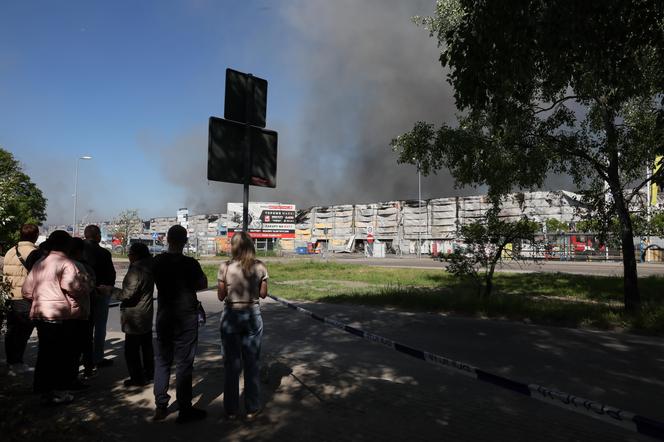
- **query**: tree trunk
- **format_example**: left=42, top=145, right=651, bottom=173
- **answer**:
left=483, top=248, right=502, bottom=297
left=603, top=105, right=640, bottom=312
left=613, top=190, right=641, bottom=312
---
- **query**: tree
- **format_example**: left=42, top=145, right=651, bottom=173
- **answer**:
left=392, top=0, right=664, bottom=312
left=113, top=209, right=142, bottom=253
left=0, top=148, right=47, bottom=246
left=649, top=211, right=664, bottom=237
left=545, top=218, right=569, bottom=234
left=445, top=211, right=538, bottom=297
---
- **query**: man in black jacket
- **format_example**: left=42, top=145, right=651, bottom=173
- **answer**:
left=82, top=225, right=116, bottom=373
left=152, top=225, right=207, bottom=424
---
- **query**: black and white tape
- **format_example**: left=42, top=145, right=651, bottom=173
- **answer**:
left=268, top=294, right=664, bottom=440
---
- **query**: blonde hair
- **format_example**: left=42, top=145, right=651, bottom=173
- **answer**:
left=230, top=231, right=256, bottom=276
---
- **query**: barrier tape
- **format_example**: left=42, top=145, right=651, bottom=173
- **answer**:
left=267, top=294, right=664, bottom=440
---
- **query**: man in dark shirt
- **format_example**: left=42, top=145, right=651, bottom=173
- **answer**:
left=152, top=225, right=207, bottom=423
left=82, top=225, right=116, bottom=373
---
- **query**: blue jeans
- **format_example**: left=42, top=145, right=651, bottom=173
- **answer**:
left=220, top=306, right=263, bottom=414
left=92, top=292, right=111, bottom=363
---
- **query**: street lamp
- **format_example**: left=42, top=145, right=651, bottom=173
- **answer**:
left=73, top=155, right=93, bottom=236
left=417, top=162, right=422, bottom=259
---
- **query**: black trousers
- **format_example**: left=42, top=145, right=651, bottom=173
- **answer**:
left=34, top=321, right=76, bottom=394
left=154, top=316, right=198, bottom=409
left=5, top=299, right=34, bottom=365
left=71, top=319, right=91, bottom=378
left=125, top=332, right=154, bottom=382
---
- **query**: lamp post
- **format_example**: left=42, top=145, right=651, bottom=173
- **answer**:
left=73, top=155, right=92, bottom=236
left=417, top=162, right=422, bottom=259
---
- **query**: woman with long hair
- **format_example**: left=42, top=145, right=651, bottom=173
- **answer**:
left=217, top=231, right=268, bottom=420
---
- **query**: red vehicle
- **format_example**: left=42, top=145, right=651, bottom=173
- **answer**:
left=569, top=235, right=594, bottom=253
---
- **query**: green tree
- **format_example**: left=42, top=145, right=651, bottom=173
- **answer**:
left=445, top=211, right=538, bottom=297
left=545, top=218, right=569, bottom=234
left=0, top=148, right=47, bottom=246
left=113, top=209, right=142, bottom=253
left=392, top=0, right=664, bottom=312
left=649, top=211, right=664, bottom=237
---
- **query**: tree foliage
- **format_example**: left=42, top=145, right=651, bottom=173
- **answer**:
left=0, top=148, right=47, bottom=247
left=113, top=209, right=142, bottom=252
left=445, top=211, right=538, bottom=297
left=545, top=218, right=569, bottom=233
left=392, top=0, right=664, bottom=311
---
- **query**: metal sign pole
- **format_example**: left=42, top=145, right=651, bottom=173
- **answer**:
left=242, top=74, right=254, bottom=232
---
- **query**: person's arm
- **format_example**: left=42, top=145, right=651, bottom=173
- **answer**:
left=21, top=268, right=35, bottom=300
left=217, top=281, right=227, bottom=302
left=60, top=261, right=82, bottom=298
left=98, top=248, right=116, bottom=287
left=259, top=262, right=269, bottom=299
left=192, top=260, right=208, bottom=291
left=116, top=267, right=141, bottom=302
left=216, top=262, right=228, bottom=302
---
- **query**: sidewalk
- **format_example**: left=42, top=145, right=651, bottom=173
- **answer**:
left=2, top=290, right=662, bottom=441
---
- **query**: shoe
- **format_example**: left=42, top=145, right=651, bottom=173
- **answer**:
left=224, top=413, right=238, bottom=421
left=123, top=378, right=148, bottom=388
left=67, top=380, right=91, bottom=391
left=8, top=363, right=33, bottom=376
left=153, top=406, right=168, bottom=421
left=245, top=408, right=262, bottom=421
left=41, top=391, right=74, bottom=406
left=82, top=367, right=98, bottom=380
left=176, top=407, right=207, bottom=424
left=17, top=363, right=34, bottom=373
left=97, top=358, right=114, bottom=368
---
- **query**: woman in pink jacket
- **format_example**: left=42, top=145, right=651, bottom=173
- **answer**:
left=22, top=230, right=88, bottom=405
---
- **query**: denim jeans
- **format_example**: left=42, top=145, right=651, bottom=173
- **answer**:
left=92, top=292, right=111, bottom=363
left=220, top=306, right=263, bottom=414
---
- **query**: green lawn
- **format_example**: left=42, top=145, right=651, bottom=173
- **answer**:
left=201, top=260, right=664, bottom=335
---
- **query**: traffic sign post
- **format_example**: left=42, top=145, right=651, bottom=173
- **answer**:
left=208, top=69, right=279, bottom=232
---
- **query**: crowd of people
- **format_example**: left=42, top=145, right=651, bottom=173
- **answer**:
left=2, top=223, right=269, bottom=424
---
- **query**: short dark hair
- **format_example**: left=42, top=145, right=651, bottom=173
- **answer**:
left=167, top=225, right=188, bottom=247
left=48, top=230, right=72, bottom=252
left=69, top=237, right=85, bottom=257
left=84, top=225, right=101, bottom=239
left=128, top=242, right=150, bottom=260
left=20, top=224, right=39, bottom=242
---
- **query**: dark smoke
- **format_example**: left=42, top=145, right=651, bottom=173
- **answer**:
left=149, top=1, right=575, bottom=215
left=144, top=1, right=463, bottom=214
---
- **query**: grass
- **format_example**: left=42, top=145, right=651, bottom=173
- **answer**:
left=201, top=260, right=664, bottom=335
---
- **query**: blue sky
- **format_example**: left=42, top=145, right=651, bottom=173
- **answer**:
left=1, top=0, right=457, bottom=225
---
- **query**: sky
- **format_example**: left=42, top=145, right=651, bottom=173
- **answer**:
left=1, top=0, right=473, bottom=225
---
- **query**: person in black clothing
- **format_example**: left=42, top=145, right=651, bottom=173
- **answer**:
left=25, top=239, right=50, bottom=271
left=116, top=242, right=154, bottom=387
left=82, top=225, right=116, bottom=374
left=152, top=225, right=208, bottom=423
left=66, top=237, right=95, bottom=391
